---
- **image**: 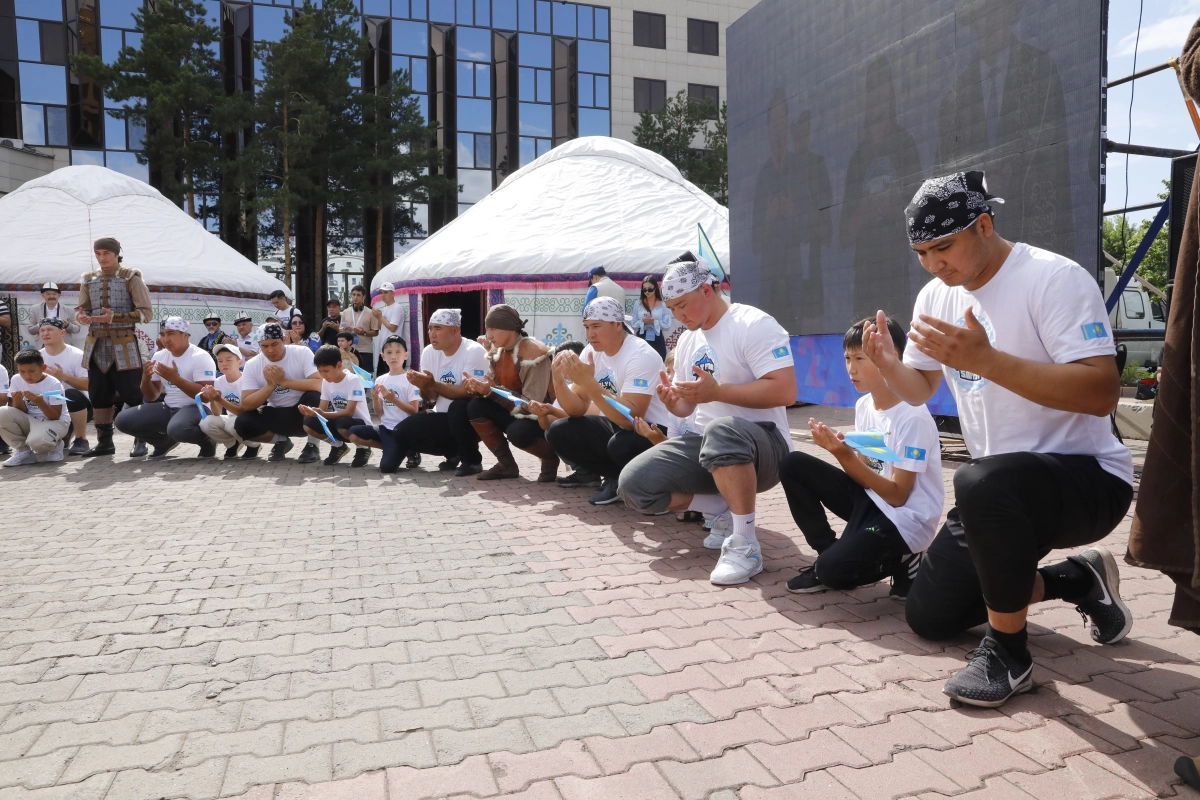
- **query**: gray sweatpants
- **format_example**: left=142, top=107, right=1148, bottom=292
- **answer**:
left=114, top=402, right=207, bottom=445
left=0, top=407, right=71, bottom=453
left=199, top=414, right=242, bottom=447
left=617, top=416, right=791, bottom=514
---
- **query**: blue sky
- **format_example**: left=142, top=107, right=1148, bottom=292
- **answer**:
left=1107, top=0, right=1200, bottom=224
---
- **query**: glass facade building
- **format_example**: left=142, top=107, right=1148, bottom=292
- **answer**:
left=0, top=0, right=611, bottom=235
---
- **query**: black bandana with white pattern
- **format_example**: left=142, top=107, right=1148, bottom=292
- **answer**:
left=904, top=171, right=1004, bottom=245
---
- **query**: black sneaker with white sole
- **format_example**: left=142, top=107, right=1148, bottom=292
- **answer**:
left=557, top=470, right=602, bottom=488
left=943, top=636, right=1033, bottom=708
left=1067, top=547, right=1133, bottom=645
left=297, top=443, right=321, bottom=464
left=322, top=444, right=348, bottom=465
left=588, top=479, right=620, bottom=505
left=268, top=440, right=294, bottom=462
left=785, top=567, right=827, bottom=594
left=889, top=552, right=923, bottom=603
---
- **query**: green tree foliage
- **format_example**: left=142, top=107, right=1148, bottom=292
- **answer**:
left=1102, top=181, right=1170, bottom=292
left=634, top=91, right=728, bottom=205
left=71, top=0, right=233, bottom=219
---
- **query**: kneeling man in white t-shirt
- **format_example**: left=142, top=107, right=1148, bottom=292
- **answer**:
left=865, top=171, right=1134, bottom=708
left=618, top=260, right=797, bottom=587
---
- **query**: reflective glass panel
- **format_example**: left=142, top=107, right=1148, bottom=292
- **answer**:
left=46, top=105, right=68, bottom=145
left=16, top=19, right=40, bottom=60
left=392, top=0, right=409, bottom=15
left=457, top=0, right=472, bottom=23
left=519, top=136, right=535, bottom=166
left=15, top=0, right=63, bottom=21
left=428, top=0, right=453, bottom=23
left=392, top=54, right=410, bottom=78
left=364, top=0, right=389, bottom=15
left=458, top=168, right=491, bottom=202
left=105, top=111, right=126, bottom=149
left=577, top=40, right=607, bottom=74
left=579, top=108, right=609, bottom=137
left=101, top=27, right=122, bottom=64
left=518, top=33, right=549, bottom=67
left=535, top=0, right=549, bottom=33
left=124, top=31, right=141, bottom=50
left=578, top=73, right=592, bottom=107
left=255, top=6, right=288, bottom=41
left=518, top=102, right=550, bottom=136
left=518, top=0, right=534, bottom=32
left=457, top=96, right=491, bottom=132
left=71, top=150, right=104, bottom=166
left=410, top=0, right=426, bottom=19
left=535, top=68, right=549, bottom=103
left=21, top=104, right=44, bottom=146
left=493, top=0, right=515, bottom=29
left=99, top=0, right=142, bottom=27
left=457, top=60, right=475, bottom=94
left=410, top=57, right=427, bottom=90
left=594, top=74, right=608, bottom=108
left=413, top=93, right=428, bottom=123
left=475, top=133, right=491, bottom=169
left=578, top=6, right=592, bottom=39
left=594, top=7, right=607, bottom=40
left=105, top=151, right=149, bottom=181
left=536, top=137, right=550, bottom=157
left=456, top=26, right=490, bottom=61
left=518, top=67, right=534, bottom=101
left=474, top=0, right=489, bottom=27
left=19, top=63, right=66, bottom=105
left=457, top=131, right=475, bottom=166
left=393, top=20, right=428, bottom=55
left=475, top=63, right=490, bottom=97
left=552, top=2, right=574, bottom=36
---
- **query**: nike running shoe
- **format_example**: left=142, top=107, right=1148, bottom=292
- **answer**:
left=1067, top=547, right=1133, bottom=644
left=943, top=636, right=1033, bottom=708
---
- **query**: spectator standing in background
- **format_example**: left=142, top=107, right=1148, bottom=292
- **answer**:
left=632, top=276, right=673, bottom=359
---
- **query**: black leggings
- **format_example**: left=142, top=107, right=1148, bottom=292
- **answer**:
left=390, top=398, right=481, bottom=465
left=906, top=452, right=1133, bottom=640
left=64, top=388, right=92, bottom=414
left=87, top=361, right=144, bottom=410
left=234, top=391, right=322, bottom=441
left=546, top=415, right=656, bottom=480
left=466, top=396, right=546, bottom=450
left=779, top=450, right=913, bottom=589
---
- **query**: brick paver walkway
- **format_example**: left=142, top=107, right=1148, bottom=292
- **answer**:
left=1, top=408, right=1197, bottom=799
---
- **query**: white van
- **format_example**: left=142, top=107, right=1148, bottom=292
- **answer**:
left=1103, top=268, right=1166, bottom=368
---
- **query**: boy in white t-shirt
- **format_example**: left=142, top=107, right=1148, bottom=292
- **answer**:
left=38, top=317, right=92, bottom=455
left=114, top=317, right=217, bottom=459
left=198, top=344, right=259, bottom=460
left=349, top=335, right=421, bottom=472
left=779, top=317, right=943, bottom=600
left=865, top=171, right=1134, bottom=708
left=0, top=349, right=70, bottom=465
left=300, top=344, right=373, bottom=466
left=0, top=364, right=8, bottom=455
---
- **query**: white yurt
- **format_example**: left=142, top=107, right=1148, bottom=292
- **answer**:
left=371, top=136, right=729, bottom=358
left=0, top=165, right=290, bottom=354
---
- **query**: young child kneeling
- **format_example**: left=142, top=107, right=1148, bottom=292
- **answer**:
left=300, top=344, right=373, bottom=466
left=198, top=344, right=259, bottom=460
left=0, top=349, right=70, bottom=465
left=349, top=335, right=421, bottom=473
left=778, top=317, right=944, bottom=600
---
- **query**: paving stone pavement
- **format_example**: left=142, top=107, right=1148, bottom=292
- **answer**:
left=0, top=407, right=1197, bottom=800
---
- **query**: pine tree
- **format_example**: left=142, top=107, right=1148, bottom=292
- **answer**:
left=634, top=91, right=728, bottom=205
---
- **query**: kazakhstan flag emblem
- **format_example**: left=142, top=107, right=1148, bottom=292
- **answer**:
left=903, top=446, right=927, bottom=461
left=1081, top=322, right=1109, bottom=340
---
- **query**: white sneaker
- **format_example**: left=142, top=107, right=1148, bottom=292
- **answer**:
left=703, top=511, right=733, bottom=549
left=710, top=533, right=764, bottom=585
left=4, top=448, right=37, bottom=467
left=45, top=441, right=65, bottom=462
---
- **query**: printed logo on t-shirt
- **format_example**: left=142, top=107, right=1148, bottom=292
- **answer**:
left=692, top=346, right=718, bottom=380
left=273, top=385, right=291, bottom=395
left=951, top=309, right=994, bottom=393
left=595, top=368, right=618, bottom=396
left=1081, top=322, right=1109, bottom=341
left=771, top=346, right=790, bottom=359
left=224, top=393, right=240, bottom=405
left=903, top=446, right=927, bottom=461
left=438, top=370, right=457, bottom=385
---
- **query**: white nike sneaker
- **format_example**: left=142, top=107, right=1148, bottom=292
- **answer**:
left=45, top=441, right=65, bottom=462
left=3, top=448, right=37, bottom=467
left=710, top=533, right=764, bottom=585
left=702, top=511, right=733, bottom=549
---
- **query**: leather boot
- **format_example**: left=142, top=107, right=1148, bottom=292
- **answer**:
left=82, top=423, right=115, bottom=457
left=470, top=419, right=519, bottom=479
left=522, top=438, right=561, bottom=483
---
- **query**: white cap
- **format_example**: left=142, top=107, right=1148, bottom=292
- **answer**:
left=41, top=281, right=59, bottom=292
left=379, top=282, right=395, bottom=292
left=213, top=343, right=243, bottom=359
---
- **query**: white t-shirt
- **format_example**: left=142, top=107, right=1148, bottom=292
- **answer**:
left=240, top=345, right=317, bottom=408
left=10, top=373, right=65, bottom=420
left=150, top=344, right=217, bottom=409
left=237, top=332, right=260, bottom=355
left=903, top=243, right=1133, bottom=484
left=420, top=339, right=489, bottom=413
left=377, top=371, right=419, bottom=428
left=40, top=345, right=87, bottom=398
left=374, top=302, right=407, bottom=357
left=321, top=372, right=372, bottom=425
left=672, top=304, right=794, bottom=449
left=214, top=374, right=243, bottom=410
left=581, top=335, right=670, bottom=427
left=855, top=395, right=945, bottom=553
left=0, top=365, right=8, bottom=394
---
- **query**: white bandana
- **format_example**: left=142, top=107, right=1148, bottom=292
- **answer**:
left=583, top=297, right=626, bottom=323
left=429, top=308, right=461, bottom=327
left=160, top=316, right=189, bottom=333
left=661, top=260, right=714, bottom=300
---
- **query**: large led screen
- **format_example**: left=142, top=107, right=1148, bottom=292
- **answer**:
left=727, top=0, right=1103, bottom=334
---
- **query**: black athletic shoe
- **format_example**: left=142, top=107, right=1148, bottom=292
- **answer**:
left=198, top=441, right=217, bottom=458
left=148, top=440, right=178, bottom=459
left=1067, top=547, right=1133, bottom=645
left=321, top=444, right=348, bottom=465
left=889, top=552, right=922, bottom=603
left=405, top=453, right=422, bottom=469
left=557, top=470, right=602, bottom=488
left=241, top=445, right=260, bottom=460
left=297, top=443, right=321, bottom=464
left=268, top=441, right=294, bottom=462
left=351, top=447, right=371, bottom=467
left=588, top=479, right=620, bottom=505
left=438, top=458, right=460, bottom=471
left=786, top=567, right=827, bottom=594
left=454, top=462, right=483, bottom=477
left=128, top=438, right=147, bottom=458
left=1175, top=755, right=1200, bottom=791
left=943, top=636, right=1034, bottom=708
left=223, top=444, right=240, bottom=460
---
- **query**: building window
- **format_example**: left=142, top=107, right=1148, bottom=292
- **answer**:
left=687, top=18, right=718, bottom=56
left=632, top=11, right=665, bottom=50
left=633, top=78, right=666, bottom=114
left=688, top=83, right=719, bottom=119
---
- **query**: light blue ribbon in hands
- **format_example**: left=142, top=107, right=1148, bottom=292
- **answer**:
left=842, top=431, right=901, bottom=463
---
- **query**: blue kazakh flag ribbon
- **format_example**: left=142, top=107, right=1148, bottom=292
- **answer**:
left=603, top=395, right=635, bottom=423
left=351, top=364, right=374, bottom=388
left=194, top=393, right=208, bottom=419
left=315, top=413, right=338, bottom=444
left=842, top=431, right=901, bottom=463
left=489, top=386, right=519, bottom=402
left=698, top=223, right=727, bottom=283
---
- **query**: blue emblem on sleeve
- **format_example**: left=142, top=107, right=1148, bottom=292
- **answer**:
left=903, top=446, right=927, bottom=461
left=772, top=346, right=790, bottom=359
left=353, top=389, right=363, bottom=397
left=204, top=370, right=215, bottom=377
left=1081, top=322, right=1109, bottom=340
left=633, top=378, right=648, bottom=388
left=473, top=369, right=485, bottom=377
